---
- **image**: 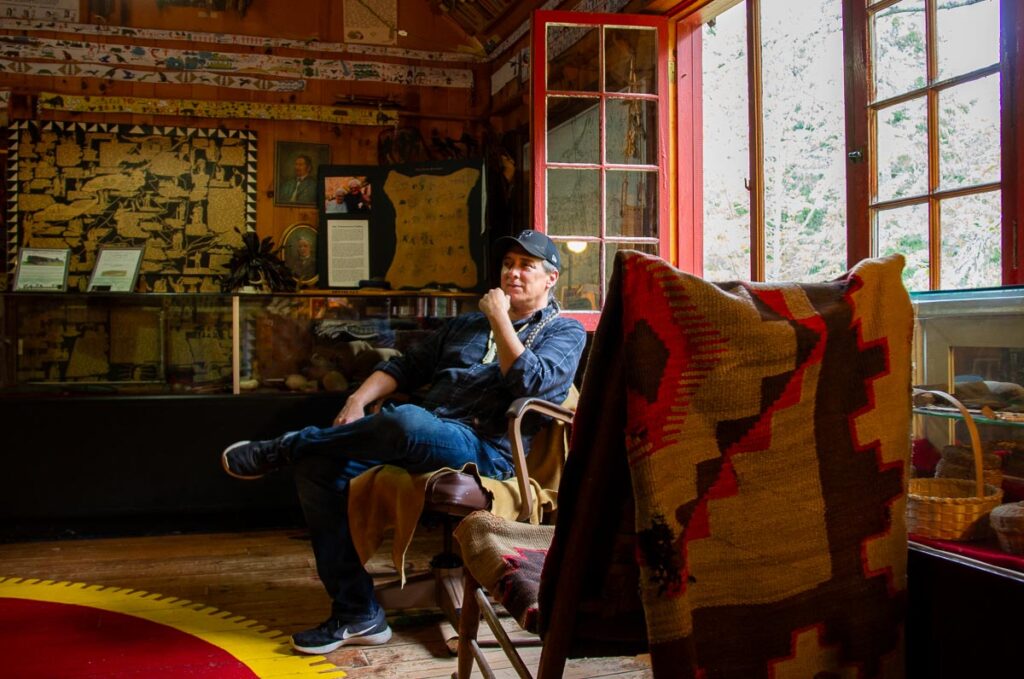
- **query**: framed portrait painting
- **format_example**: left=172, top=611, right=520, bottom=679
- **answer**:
left=275, top=141, right=330, bottom=207
left=282, top=222, right=319, bottom=287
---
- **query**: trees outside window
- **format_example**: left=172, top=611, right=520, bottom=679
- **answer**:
left=868, top=0, right=1002, bottom=291
left=693, top=0, right=848, bottom=283
left=534, top=0, right=1020, bottom=293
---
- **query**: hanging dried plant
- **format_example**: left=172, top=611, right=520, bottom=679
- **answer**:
left=221, top=229, right=297, bottom=292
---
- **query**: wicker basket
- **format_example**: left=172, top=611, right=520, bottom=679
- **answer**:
left=908, top=390, right=1004, bottom=541
left=935, top=458, right=1004, bottom=489
left=990, top=502, right=1024, bottom=555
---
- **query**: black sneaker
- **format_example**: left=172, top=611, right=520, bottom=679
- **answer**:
left=221, top=437, right=291, bottom=480
left=290, top=608, right=392, bottom=654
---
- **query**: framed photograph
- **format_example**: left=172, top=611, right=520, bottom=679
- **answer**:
left=87, top=246, right=144, bottom=292
left=322, top=218, right=370, bottom=288
left=281, top=222, right=318, bottom=287
left=13, top=248, right=71, bottom=291
left=275, top=141, right=330, bottom=207
left=322, top=173, right=372, bottom=215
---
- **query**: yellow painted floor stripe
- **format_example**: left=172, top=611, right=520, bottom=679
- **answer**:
left=0, top=577, right=343, bottom=678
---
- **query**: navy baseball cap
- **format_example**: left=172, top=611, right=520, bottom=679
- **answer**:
left=494, top=229, right=561, bottom=271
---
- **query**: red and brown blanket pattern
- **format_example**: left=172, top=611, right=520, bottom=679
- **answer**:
left=621, top=252, right=911, bottom=677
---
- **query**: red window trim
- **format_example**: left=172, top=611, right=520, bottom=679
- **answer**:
left=1003, top=0, right=1024, bottom=284
left=675, top=14, right=703, bottom=276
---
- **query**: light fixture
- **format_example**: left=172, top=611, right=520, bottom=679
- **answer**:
left=566, top=240, right=588, bottom=254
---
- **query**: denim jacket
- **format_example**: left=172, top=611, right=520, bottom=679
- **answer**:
left=376, top=302, right=586, bottom=456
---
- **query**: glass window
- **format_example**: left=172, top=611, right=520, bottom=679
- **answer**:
left=688, top=0, right=848, bottom=282
left=869, top=0, right=1002, bottom=289
left=534, top=12, right=668, bottom=327
left=876, top=203, right=930, bottom=291
left=872, top=0, right=927, bottom=102
left=761, top=0, right=848, bottom=282
left=936, top=0, right=999, bottom=81
left=938, top=74, right=1000, bottom=191
left=876, top=97, right=929, bottom=202
left=940, top=191, right=1002, bottom=289
left=700, top=4, right=751, bottom=281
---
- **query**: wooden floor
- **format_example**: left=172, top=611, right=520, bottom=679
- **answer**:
left=0, top=525, right=651, bottom=678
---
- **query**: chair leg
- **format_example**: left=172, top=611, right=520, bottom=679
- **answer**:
left=476, top=586, right=532, bottom=679
left=536, top=646, right=568, bottom=679
left=456, top=570, right=493, bottom=679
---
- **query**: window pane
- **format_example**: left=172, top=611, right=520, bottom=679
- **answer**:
left=547, top=25, right=599, bottom=92
left=761, top=0, right=847, bottom=282
left=940, top=191, right=1001, bottom=289
left=605, top=27, right=657, bottom=94
left=547, top=169, right=599, bottom=237
left=606, top=241, right=659, bottom=292
left=872, top=0, right=926, bottom=102
left=937, top=0, right=999, bottom=80
left=554, top=240, right=600, bottom=311
left=606, top=99, right=657, bottom=165
left=606, top=170, right=656, bottom=238
left=701, top=4, right=750, bottom=281
left=547, top=96, right=599, bottom=164
left=876, top=203, right=929, bottom=291
left=939, top=75, right=1000, bottom=190
left=877, top=97, right=928, bottom=202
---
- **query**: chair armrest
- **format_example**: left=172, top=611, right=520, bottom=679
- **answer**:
left=506, top=397, right=575, bottom=425
left=506, top=397, right=576, bottom=523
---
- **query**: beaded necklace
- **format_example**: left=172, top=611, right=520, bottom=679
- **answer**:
left=481, top=303, right=560, bottom=364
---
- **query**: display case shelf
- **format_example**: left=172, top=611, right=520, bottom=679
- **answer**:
left=912, top=406, right=1024, bottom=428
left=910, top=285, right=1024, bottom=500
left=0, top=290, right=477, bottom=398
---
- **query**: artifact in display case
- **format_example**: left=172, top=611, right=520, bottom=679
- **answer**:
left=910, top=286, right=1024, bottom=502
left=911, top=286, right=1024, bottom=423
left=0, top=293, right=232, bottom=394
left=0, top=291, right=474, bottom=397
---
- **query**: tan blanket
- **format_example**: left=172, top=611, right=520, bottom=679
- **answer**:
left=348, top=414, right=571, bottom=584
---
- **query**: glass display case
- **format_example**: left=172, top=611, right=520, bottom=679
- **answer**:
left=910, top=285, right=1024, bottom=485
left=0, top=290, right=476, bottom=397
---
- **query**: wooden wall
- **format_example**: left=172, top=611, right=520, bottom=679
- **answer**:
left=0, top=0, right=490, bottom=249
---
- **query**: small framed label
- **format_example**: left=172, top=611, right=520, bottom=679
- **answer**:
left=13, top=248, right=71, bottom=292
left=87, top=247, right=144, bottom=293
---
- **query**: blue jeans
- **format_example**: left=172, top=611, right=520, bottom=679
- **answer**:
left=289, top=402, right=513, bottom=622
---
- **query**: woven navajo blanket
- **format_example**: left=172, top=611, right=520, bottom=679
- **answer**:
left=542, top=251, right=912, bottom=678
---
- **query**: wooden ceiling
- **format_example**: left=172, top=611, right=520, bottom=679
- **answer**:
left=428, top=0, right=548, bottom=56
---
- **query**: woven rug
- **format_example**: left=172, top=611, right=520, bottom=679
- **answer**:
left=540, top=251, right=912, bottom=678
left=0, top=577, right=341, bottom=678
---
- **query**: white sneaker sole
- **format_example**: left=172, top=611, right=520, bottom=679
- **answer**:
left=290, top=625, right=393, bottom=655
left=221, top=441, right=265, bottom=480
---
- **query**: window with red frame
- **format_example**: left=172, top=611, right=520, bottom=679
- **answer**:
left=531, top=10, right=670, bottom=329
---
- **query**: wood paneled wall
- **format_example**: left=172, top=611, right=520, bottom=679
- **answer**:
left=0, top=0, right=491, bottom=247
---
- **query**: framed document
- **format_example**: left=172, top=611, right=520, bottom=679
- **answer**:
left=322, top=218, right=370, bottom=288
left=13, top=248, right=71, bottom=291
left=87, top=247, right=144, bottom=292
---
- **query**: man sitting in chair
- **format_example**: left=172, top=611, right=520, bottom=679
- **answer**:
left=221, top=229, right=586, bottom=655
